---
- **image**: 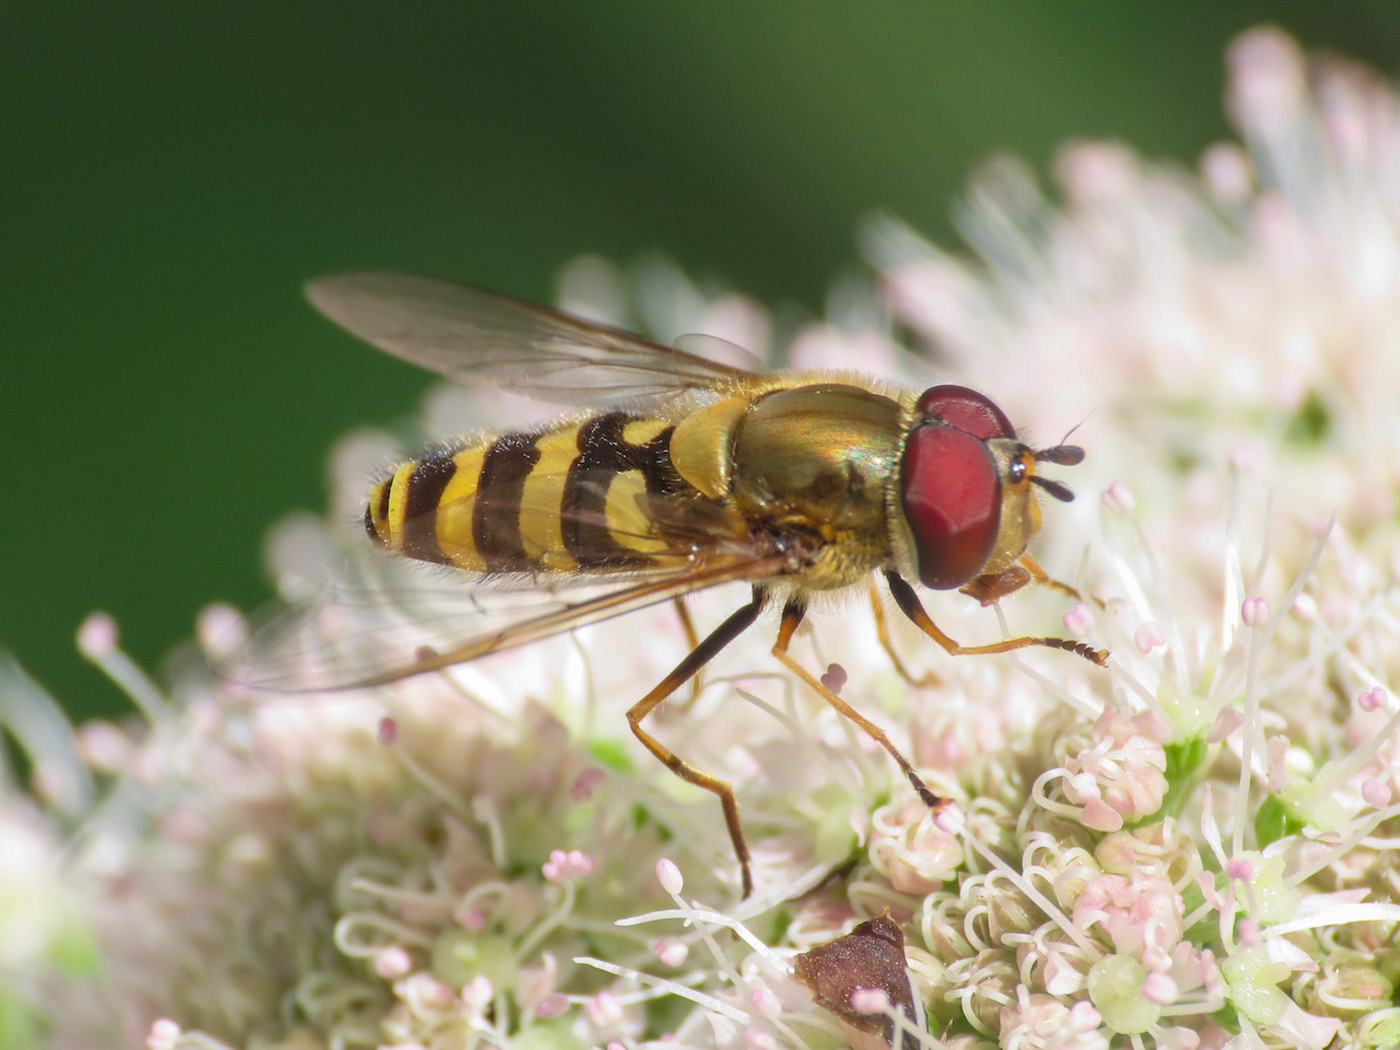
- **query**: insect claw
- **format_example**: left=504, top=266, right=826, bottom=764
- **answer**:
left=1041, top=637, right=1110, bottom=666
left=914, top=782, right=946, bottom=811
left=1073, top=642, right=1110, bottom=666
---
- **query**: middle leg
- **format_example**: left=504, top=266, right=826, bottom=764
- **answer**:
left=770, top=597, right=947, bottom=813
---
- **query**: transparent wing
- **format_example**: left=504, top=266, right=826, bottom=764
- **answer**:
left=221, top=541, right=786, bottom=694
left=306, top=271, right=766, bottom=409
left=221, top=474, right=785, bottom=693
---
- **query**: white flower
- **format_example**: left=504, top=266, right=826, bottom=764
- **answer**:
left=10, top=25, right=1400, bottom=1050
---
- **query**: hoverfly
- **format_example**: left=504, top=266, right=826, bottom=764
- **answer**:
left=235, top=271, right=1106, bottom=898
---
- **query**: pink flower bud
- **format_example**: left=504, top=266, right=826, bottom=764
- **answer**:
left=652, top=937, right=689, bottom=967
left=374, top=946, right=413, bottom=978
left=147, top=1019, right=181, bottom=1050
left=656, top=857, right=684, bottom=895
left=1134, top=622, right=1165, bottom=654
left=1241, top=596, right=1269, bottom=627
left=850, top=987, right=890, bottom=1013
left=1358, top=686, right=1388, bottom=712
left=1102, top=481, right=1136, bottom=514
left=1063, top=602, right=1093, bottom=636
left=1362, top=780, right=1391, bottom=808
left=77, top=612, right=119, bottom=660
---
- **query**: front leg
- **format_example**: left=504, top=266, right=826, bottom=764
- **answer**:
left=1016, top=551, right=1083, bottom=601
left=886, top=570, right=1108, bottom=667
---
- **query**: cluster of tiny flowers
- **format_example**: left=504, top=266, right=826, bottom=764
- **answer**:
left=844, top=25, right=1400, bottom=1050
left=14, top=599, right=743, bottom=1049
left=5, top=24, right=1400, bottom=1050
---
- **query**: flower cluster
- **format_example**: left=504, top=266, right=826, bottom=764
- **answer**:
left=4, top=24, right=1400, bottom=1050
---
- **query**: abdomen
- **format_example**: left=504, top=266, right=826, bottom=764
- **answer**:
left=365, top=410, right=700, bottom=574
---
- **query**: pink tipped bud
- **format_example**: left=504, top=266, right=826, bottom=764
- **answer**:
left=1363, top=780, right=1391, bottom=808
left=749, top=986, right=781, bottom=1016
left=1134, top=622, right=1165, bottom=654
left=76, top=612, right=119, bottom=660
left=1080, top=798, right=1123, bottom=832
left=1241, top=596, right=1270, bottom=627
left=412, top=973, right=454, bottom=1009
left=586, top=990, right=623, bottom=1029
left=1102, top=482, right=1136, bottom=514
left=195, top=602, right=246, bottom=658
left=656, top=857, right=684, bottom=895
left=534, top=994, right=569, bottom=1019
left=454, top=905, right=486, bottom=932
left=147, top=1018, right=182, bottom=1050
left=542, top=850, right=567, bottom=883
left=1063, top=602, right=1093, bottom=636
left=1358, top=686, right=1388, bottom=712
left=1067, top=1000, right=1102, bottom=1032
left=377, top=716, right=398, bottom=744
left=373, top=946, right=413, bottom=979
left=566, top=850, right=594, bottom=878
left=1225, top=857, right=1255, bottom=880
left=542, top=849, right=593, bottom=883
left=464, top=975, right=493, bottom=1009
left=1237, top=918, right=1261, bottom=947
left=652, top=937, right=689, bottom=967
left=1200, top=142, right=1252, bottom=203
left=1141, top=972, right=1178, bottom=1006
left=850, top=987, right=891, bottom=1014
left=1207, top=708, right=1244, bottom=743
left=76, top=719, right=131, bottom=773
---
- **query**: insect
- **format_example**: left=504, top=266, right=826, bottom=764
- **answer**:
left=236, top=271, right=1106, bottom=898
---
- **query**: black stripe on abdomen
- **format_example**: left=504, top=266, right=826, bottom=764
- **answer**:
left=473, top=431, right=542, bottom=572
left=400, top=448, right=458, bottom=565
left=562, top=413, right=684, bottom=568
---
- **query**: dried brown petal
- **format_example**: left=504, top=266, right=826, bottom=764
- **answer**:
left=793, top=913, right=920, bottom=1050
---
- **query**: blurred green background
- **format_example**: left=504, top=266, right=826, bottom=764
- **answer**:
left=3, top=2, right=1397, bottom=721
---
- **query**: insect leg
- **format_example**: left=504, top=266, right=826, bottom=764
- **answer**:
left=771, top=598, right=947, bottom=813
left=1016, top=551, right=1082, bottom=601
left=672, top=596, right=705, bottom=708
left=868, top=580, right=939, bottom=688
left=885, top=570, right=1108, bottom=667
left=627, top=587, right=767, bottom=898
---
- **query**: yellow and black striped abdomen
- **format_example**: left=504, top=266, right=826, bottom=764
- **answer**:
left=365, top=411, right=702, bottom=575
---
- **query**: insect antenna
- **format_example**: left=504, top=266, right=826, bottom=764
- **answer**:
left=1030, top=475, right=1075, bottom=502
left=1034, top=444, right=1085, bottom=466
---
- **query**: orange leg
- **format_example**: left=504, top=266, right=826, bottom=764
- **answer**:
left=886, top=571, right=1108, bottom=667
left=1016, top=551, right=1083, bottom=601
left=671, top=596, right=705, bottom=708
left=627, top=588, right=766, bottom=898
left=772, top=598, right=947, bottom=813
left=869, top=580, right=940, bottom=688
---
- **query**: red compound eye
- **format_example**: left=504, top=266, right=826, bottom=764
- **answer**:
left=914, top=385, right=1015, bottom=440
left=899, top=423, right=1001, bottom=589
